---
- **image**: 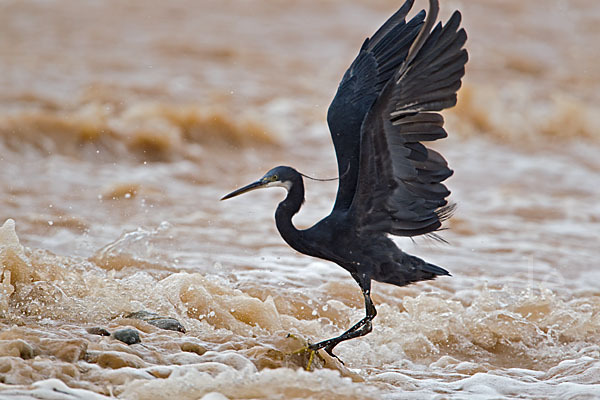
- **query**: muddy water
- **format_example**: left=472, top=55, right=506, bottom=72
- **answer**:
left=1, top=0, right=599, bottom=398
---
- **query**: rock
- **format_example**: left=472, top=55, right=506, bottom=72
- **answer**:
left=148, top=318, right=186, bottom=333
left=125, top=310, right=157, bottom=320
left=126, top=310, right=186, bottom=333
left=112, top=328, right=141, bottom=345
left=86, top=327, right=111, bottom=336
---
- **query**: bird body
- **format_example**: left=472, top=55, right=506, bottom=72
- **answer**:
left=222, top=0, right=467, bottom=362
left=264, top=166, right=449, bottom=291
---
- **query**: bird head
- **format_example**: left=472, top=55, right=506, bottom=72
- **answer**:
left=221, top=166, right=297, bottom=200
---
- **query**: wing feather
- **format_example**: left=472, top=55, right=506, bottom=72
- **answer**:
left=327, top=0, right=425, bottom=211
left=350, top=1, right=467, bottom=238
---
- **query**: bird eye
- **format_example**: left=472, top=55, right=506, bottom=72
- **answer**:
left=272, top=175, right=278, bottom=181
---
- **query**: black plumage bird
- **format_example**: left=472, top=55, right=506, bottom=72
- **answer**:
left=222, top=0, right=467, bottom=362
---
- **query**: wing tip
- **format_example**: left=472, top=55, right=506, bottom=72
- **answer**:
left=436, top=202, right=456, bottom=222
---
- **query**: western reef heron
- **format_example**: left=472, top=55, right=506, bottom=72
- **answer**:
left=222, top=0, right=467, bottom=364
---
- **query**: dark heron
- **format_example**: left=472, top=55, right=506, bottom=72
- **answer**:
left=222, top=0, right=467, bottom=363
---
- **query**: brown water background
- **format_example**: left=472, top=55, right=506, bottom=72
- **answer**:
left=1, top=0, right=599, bottom=398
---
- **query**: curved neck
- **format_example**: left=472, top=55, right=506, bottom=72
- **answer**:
left=275, top=173, right=306, bottom=253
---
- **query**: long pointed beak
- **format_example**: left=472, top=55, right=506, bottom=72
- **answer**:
left=221, top=180, right=267, bottom=200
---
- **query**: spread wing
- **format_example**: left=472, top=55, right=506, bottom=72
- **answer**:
left=327, top=0, right=424, bottom=211
left=350, top=0, right=468, bottom=238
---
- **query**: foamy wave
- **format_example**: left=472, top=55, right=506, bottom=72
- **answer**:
left=0, top=219, right=32, bottom=313
left=2, top=218, right=599, bottom=398
left=91, top=222, right=176, bottom=271
left=0, top=379, right=112, bottom=399
left=447, top=83, right=600, bottom=143
left=0, top=101, right=275, bottom=161
left=120, top=355, right=376, bottom=400
left=364, top=287, right=600, bottom=369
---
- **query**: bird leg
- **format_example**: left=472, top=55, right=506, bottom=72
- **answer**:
left=307, top=288, right=377, bottom=363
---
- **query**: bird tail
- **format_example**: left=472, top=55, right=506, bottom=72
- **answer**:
left=373, top=253, right=450, bottom=287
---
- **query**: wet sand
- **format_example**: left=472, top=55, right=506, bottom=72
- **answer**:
left=1, top=0, right=599, bottom=398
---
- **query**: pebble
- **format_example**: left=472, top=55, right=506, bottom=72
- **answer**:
left=126, top=310, right=186, bottom=333
left=112, top=328, right=141, bottom=345
left=148, top=318, right=186, bottom=333
left=86, top=327, right=111, bottom=336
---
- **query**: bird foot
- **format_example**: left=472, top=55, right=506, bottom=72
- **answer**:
left=286, top=334, right=325, bottom=371
left=286, top=334, right=346, bottom=370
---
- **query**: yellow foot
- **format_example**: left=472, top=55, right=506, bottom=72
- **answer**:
left=293, top=345, right=322, bottom=371
left=286, top=334, right=324, bottom=371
